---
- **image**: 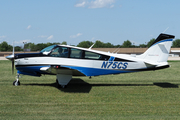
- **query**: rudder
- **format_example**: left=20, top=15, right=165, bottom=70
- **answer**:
left=137, top=33, right=175, bottom=62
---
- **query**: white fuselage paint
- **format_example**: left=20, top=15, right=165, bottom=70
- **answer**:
left=15, top=55, right=149, bottom=72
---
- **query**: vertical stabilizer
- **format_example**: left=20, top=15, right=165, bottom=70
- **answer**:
left=137, top=33, right=175, bottom=62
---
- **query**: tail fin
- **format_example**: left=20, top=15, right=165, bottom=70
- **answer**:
left=137, top=33, right=175, bottom=62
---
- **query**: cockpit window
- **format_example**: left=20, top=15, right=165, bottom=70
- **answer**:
left=50, top=46, right=69, bottom=58
left=40, top=45, right=56, bottom=54
left=47, top=45, right=110, bottom=60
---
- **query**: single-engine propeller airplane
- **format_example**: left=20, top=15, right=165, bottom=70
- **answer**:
left=6, top=33, right=175, bottom=88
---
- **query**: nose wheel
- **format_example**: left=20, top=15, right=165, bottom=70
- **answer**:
left=13, top=80, right=20, bottom=86
left=13, top=74, right=20, bottom=86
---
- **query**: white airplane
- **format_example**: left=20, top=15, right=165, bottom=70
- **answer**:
left=6, top=33, right=175, bottom=88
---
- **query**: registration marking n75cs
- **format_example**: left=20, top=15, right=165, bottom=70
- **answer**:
left=101, top=61, right=128, bottom=69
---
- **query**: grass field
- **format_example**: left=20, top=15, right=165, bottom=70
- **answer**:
left=0, top=60, right=180, bottom=120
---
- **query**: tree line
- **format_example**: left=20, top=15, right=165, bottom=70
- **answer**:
left=0, top=39, right=180, bottom=52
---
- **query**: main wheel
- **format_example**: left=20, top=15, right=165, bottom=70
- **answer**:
left=13, top=80, right=20, bottom=86
left=61, top=85, right=67, bottom=88
left=56, top=79, right=67, bottom=88
left=56, top=79, right=61, bottom=88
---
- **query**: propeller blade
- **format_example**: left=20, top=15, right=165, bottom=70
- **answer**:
left=12, top=41, right=15, bottom=74
left=6, top=41, right=15, bottom=74
left=12, top=59, right=14, bottom=74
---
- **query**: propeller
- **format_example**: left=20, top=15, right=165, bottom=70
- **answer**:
left=11, top=42, right=15, bottom=74
left=6, top=42, right=15, bottom=74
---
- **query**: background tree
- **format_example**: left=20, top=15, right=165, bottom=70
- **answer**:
left=24, top=42, right=60, bottom=51
left=139, top=44, right=146, bottom=48
left=61, top=41, right=67, bottom=45
left=0, top=41, right=12, bottom=51
left=77, top=41, right=94, bottom=48
left=93, top=40, right=105, bottom=48
left=53, top=42, right=61, bottom=45
left=28, top=43, right=36, bottom=51
left=146, top=38, right=155, bottom=48
left=104, top=42, right=114, bottom=48
left=114, top=44, right=121, bottom=48
left=8, top=45, right=13, bottom=51
left=15, top=46, right=23, bottom=51
left=1, top=36, right=180, bottom=52
left=121, top=40, right=132, bottom=48
left=172, top=39, right=180, bottom=47
left=24, top=43, right=30, bottom=49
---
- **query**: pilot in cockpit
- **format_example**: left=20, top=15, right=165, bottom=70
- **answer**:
left=58, top=47, right=68, bottom=57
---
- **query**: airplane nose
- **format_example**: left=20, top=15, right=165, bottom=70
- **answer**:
left=6, top=54, right=14, bottom=60
left=6, top=54, right=15, bottom=74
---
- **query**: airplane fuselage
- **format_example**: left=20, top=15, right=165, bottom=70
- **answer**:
left=14, top=45, right=165, bottom=77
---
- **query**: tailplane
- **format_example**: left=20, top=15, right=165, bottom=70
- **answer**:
left=137, top=33, right=175, bottom=63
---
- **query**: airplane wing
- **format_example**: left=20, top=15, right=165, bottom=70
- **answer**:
left=40, top=65, right=85, bottom=76
left=40, top=64, right=130, bottom=77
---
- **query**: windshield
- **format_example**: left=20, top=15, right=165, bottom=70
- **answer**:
left=40, top=45, right=57, bottom=53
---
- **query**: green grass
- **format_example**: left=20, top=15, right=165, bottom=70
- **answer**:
left=1, top=60, right=180, bottom=119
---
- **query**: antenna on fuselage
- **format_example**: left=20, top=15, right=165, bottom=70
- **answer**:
left=162, top=27, right=169, bottom=33
left=116, top=49, right=121, bottom=54
left=89, top=43, right=95, bottom=49
left=112, top=46, right=120, bottom=53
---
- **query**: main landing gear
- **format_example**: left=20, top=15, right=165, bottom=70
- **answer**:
left=12, top=73, right=72, bottom=88
left=56, top=74, right=72, bottom=88
left=13, top=74, right=20, bottom=86
left=56, top=79, right=67, bottom=88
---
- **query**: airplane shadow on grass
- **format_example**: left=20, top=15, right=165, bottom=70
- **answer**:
left=23, top=78, right=179, bottom=93
left=153, top=82, right=179, bottom=88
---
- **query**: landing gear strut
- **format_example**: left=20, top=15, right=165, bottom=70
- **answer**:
left=13, top=74, right=20, bottom=86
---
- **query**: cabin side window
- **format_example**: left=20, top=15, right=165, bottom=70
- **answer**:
left=84, top=51, right=100, bottom=59
left=84, top=51, right=109, bottom=60
left=49, top=46, right=69, bottom=58
left=70, top=48, right=82, bottom=58
left=49, top=46, right=110, bottom=60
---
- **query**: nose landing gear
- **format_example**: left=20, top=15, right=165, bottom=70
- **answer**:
left=13, top=74, right=20, bottom=86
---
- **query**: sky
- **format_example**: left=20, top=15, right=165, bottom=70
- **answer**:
left=0, top=0, right=180, bottom=47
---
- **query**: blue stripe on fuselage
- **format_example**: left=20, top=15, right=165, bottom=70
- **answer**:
left=150, top=39, right=172, bottom=48
left=62, top=66, right=132, bottom=76
left=16, top=65, right=133, bottom=77
left=16, top=65, right=50, bottom=76
left=109, top=56, right=115, bottom=61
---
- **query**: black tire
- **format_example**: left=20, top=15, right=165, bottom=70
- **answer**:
left=56, top=79, right=61, bottom=88
left=56, top=79, right=67, bottom=88
left=61, top=85, right=67, bottom=88
left=13, top=80, right=20, bottom=86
